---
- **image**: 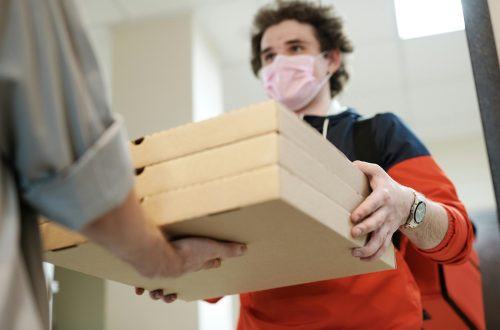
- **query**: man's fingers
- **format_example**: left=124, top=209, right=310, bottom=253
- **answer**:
left=198, top=241, right=248, bottom=270
left=360, top=235, right=392, bottom=262
left=171, top=238, right=248, bottom=275
left=203, top=258, right=222, bottom=270
left=351, top=188, right=389, bottom=224
left=162, top=293, right=178, bottom=303
left=352, top=208, right=387, bottom=237
left=352, top=226, right=390, bottom=258
left=212, top=242, right=247, bottom=259
left=141, top=289, right=178, bottom=303
left=150, top=289, right=164, bottom=300
left=353, top=160, right=384, bottom=178
left=201, top=241, right=247, bottom=261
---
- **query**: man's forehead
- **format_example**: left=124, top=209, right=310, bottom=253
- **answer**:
left=261, top=20, right=317, bottom=49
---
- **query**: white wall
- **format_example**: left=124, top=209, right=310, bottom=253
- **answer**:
left=109, top=12, right=236, bottom=330
left=222, top=62, right=267, bottom=111
left=108, top=13, right=199, bottom=330
left=427, top=136, right=496, bottom=213
left=105, top=282, right=198, bottom=330
left=191, top=21, right=238, bottom=330
left=112, top=14, right=194, bottom=139
left=192, top=21, right=224, bottom=121
left=52, top=269, right=105, bottom=330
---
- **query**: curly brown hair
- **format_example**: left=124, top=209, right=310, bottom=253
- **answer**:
left=251, top=0, right=354, bottom=97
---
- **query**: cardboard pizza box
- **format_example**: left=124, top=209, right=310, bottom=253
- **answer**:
left=43, top=165, right=394, bottom=301
left=130, top=101, right=369, bottom=197
left=41, top=101, right=395, bottom=301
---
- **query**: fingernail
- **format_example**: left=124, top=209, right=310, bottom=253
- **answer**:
left=352, top=250, right=361, bottom=257
left=164, top=294, right=177, bottom=302
left=239, top=245, right=247, bottom=255
left=352, top=228, right=361, bottom=237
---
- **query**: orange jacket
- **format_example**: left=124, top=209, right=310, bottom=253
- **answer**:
left=230, top=156, right=473, bottom=330
left=208, top=112, right=474, bottom=329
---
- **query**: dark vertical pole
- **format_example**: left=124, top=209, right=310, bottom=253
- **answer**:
left=462, top=0, right=500, bottom=227
left=462, top=1, right=500, bottom=328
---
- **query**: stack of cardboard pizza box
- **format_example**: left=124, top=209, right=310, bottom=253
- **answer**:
left=41, top=101, right=394, bottom=301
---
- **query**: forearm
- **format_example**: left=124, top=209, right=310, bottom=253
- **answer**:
left=400, top=199, right=449, bottom=250
left=81, top=189, right=181, bottom=277
left=385, top=157, right=473, bottom=263
left=350, top=161, right=461, bottom=261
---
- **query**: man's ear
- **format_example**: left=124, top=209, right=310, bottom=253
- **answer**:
left=326, top=48, right=341, bottom=75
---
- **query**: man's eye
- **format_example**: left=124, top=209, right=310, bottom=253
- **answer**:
left=291, top=45, right=304, bottom=52
left=264, top=53, right=275, bottom=63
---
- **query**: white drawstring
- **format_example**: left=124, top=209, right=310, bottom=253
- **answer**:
left=322, top=118, right=330, bottom=138
left=299, top=114, right=329, bottom=138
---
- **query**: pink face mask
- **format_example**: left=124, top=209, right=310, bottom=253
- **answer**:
left=260, top=53, right=331, bottom=111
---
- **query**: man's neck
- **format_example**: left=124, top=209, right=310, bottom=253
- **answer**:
left=295, top=86, right=332, bottom=117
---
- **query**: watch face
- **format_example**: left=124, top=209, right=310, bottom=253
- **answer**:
left=415, top=202, right=426, bottom=224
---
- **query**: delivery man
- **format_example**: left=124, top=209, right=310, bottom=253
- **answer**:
left=145, top=1, right=474, bottom=329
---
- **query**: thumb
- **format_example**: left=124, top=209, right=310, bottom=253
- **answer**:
left=353, top=160, right=383, bottom=179
left=213, top=242, right=247, bottom=259
left=202, top=258, right=222, bottom=270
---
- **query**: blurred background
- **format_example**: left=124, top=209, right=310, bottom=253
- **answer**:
left=48, top=0, right=500, bottom=329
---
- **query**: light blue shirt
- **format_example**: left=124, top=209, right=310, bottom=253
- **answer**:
left=0, top=0, right=134, bottom=328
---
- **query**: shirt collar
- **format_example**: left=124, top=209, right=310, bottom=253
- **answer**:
left=299, top=99, right=347, bottom=119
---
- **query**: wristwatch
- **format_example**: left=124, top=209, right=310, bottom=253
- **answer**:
left=402, top=189, right=427, bottom=229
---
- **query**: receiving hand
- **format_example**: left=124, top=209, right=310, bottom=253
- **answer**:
left=135, top=237, right=247, bottom=303
left=170, top=237, right=245, bottom=274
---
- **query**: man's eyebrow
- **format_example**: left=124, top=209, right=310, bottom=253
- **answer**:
left=285, top=38, right=306, bottom=45
left=260, top=47, right=273, bottom=55
left=260, top=39, right=307, bottom=55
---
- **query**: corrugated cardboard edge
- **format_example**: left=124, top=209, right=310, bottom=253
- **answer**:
left=130, top=100, right=369, bottom=200
left=140, top=166, right=282, bottom=226
left=134, top=133, right=366, bottom=214
left=278, top=164, right=395, bottom=268
left=130, top=101, right=280, bottom=168
left=132, top=101, right=370, bottom=199
left=134, top=133, right=279, bottom=198
left=40, top=222, right=87, bottom=251
left=44, top=165, right=394, bottom=301
left=276, top=106, right=371, bottom=197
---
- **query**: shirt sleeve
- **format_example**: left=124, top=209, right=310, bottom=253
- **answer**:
left=371, top=112, right=430, bottom=171
left=387, top=156, right=474, bottom=265
left=370, top=113, right=473, bottom=264
left=0, top=0, right=134, bottom=230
